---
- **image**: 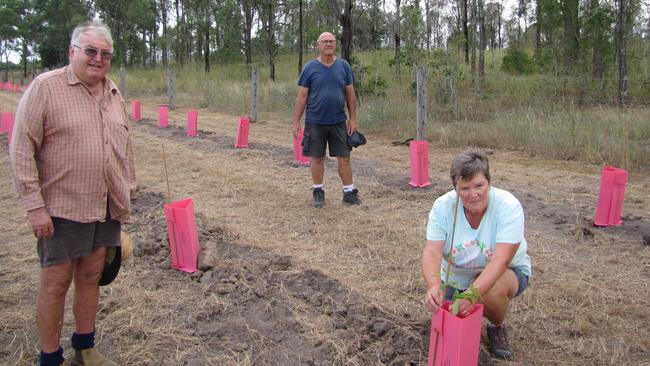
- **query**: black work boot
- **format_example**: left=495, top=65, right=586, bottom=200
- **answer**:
left=487, top=323, right=514, bottom=360
left=312, top=188, right=325, bottom=208
left=342, top=189, right=361, bottom=205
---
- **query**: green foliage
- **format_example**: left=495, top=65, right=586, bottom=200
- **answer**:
left=349, top=55, right=388, bottom=99
left=449, top=284, right=481, bottom=316
left=501, top=49, right=534, bottom=75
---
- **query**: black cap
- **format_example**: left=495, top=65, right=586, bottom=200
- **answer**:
left=99, top=246, right=122, bottom=286
left=347, top=131, right=367, bottom=149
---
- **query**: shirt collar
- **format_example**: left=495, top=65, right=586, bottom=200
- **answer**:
left=66, top=65, right=118, bottom=95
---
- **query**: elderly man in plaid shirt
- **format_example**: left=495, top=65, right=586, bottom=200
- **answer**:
left=10, top=21, right=135, bottom=366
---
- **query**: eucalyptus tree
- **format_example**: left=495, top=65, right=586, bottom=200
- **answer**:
left=95, top=0, right=156, bottom=66
left=258, top=0, right=278, bottom=79
left=32, top=0, right=90, bottom=68
left=331, top=0, right=354, bottom=61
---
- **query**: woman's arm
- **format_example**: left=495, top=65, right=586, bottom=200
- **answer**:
left=472, top=242, right=519, bottom=297
left=422, top=239, right=445, bottom=312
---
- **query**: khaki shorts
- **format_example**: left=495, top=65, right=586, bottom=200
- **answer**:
left=37, top=217, right=121, bottom=268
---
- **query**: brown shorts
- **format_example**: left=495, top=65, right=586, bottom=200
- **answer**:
left=37, top=217, right=121, bottom=268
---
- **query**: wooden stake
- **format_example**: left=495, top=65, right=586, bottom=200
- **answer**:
left=161, top=144, right=171, bottom=202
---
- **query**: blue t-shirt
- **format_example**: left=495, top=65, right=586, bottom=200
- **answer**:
left=297, top=58, right=354, bottom=125
left=426, top=187, right=532, bottom=290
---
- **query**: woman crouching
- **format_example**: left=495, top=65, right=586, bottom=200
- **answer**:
left=421, top=148, right=532, bottom=360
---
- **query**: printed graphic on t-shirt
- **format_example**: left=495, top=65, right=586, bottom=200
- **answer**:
left=451, top=239, right=493, bottom=270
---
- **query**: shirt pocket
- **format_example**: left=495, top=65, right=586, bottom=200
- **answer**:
left=112, top=122, right=130, bottom=160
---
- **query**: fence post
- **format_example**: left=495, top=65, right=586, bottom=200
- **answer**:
left=250, top=67, right=259, bottom=123
left=119, top=66, right=126, bottom=99
left=416, top=66, right=428, bottom=141
left=168, top=66, right=176, bottom=110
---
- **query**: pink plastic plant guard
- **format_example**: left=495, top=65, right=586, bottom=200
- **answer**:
left=158, top=105, right=168, bottom=128
left=187, top=110, right=198, bottom=137
left=235, top=116, right=250, bottom=148
left=0, top=81, right=3, bottom=89
left=163, top=198, right=200, bottom=273
left=4, top=82, right=12, bottom=91
left=409, top=140, right=432, bottom=187
left=13, top=84, right=20, bottom=93
left=1, top=112, right=13, bottom=133
left=594, top=166, right=628, bottom=227
left=131, top=100, right=141, bottom=121
left=292, top=128, right=310, bottom=165
left=428, top=302, right=484, bottom=366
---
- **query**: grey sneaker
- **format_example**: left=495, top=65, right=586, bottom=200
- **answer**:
left=342, top=189, right=361, bottom=205
left=313, top=188, right=325, bottom=208
left=487, top=323, right=513, bottom=360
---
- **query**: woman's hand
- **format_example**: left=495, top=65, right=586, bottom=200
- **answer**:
left=454, top=298, right=474, bottom=317
left=424, top=285, right=444, bottom=313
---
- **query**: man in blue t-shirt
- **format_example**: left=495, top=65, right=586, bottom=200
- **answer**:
left=292, top=31, right=360, bottom=208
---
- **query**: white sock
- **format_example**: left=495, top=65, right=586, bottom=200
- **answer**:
left=313, top=184, right=323, bottom=189
left=342, top=184, right=354, bottom=192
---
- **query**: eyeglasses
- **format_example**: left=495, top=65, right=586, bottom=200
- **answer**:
left=73, top=45, right=113, bottom=60
left=318, top=40, right=336, bottom=44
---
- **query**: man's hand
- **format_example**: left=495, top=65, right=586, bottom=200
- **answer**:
left=27, top=207, right=54, bottom=239
left=347, top=118, right=357, bottom=135
left=292, top=121, right=302, bottom=139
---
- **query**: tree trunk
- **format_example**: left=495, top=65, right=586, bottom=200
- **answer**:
left=463, top=0, right=469, bottom=63
left=142, top=30, right=147, bottom=68
left=563, top=0, right=580, bottom=72
left=205, top=16, right=210, bottom=73
left=470, top=0, right=476, bottom=81
left=535, top=0, right=541, bottom=50
left=478, top=0, right=485, bottom=87
left=395, top=0, right=401, bottom=78
left=268, top=1, right=276, bottom=81
left=242, top=0, right=254, bottom=65
left=22, top=39, right=28, bottom=77
left=590, top=0, right=604, bottom=79
left=498, top=0, right=502, bottom=49
left=425, top=0, right=431, bottom=51
left=617, top=0, right=627, bottom=107
left=298, top=0, right=303, bottom=76
left=330, top=0, right=354, bottom=61
left=162, top=0, right=168, bottom=66
left=175, top=0, right=181, bottom=64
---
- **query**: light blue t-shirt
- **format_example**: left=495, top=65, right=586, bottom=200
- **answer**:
left=426, top=187, right=532, bottom=290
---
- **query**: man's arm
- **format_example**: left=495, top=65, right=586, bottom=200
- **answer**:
left=10, top=80, right=53, bottom=238
left=345, top=84, right=357, bottom=135
left=293, top=86, right=309, bottom=138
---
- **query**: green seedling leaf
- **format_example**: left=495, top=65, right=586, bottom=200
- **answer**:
left=451, top=300, right=460, bottom=315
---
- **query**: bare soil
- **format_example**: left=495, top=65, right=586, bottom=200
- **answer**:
left=1, top=92, right=649, bottom=365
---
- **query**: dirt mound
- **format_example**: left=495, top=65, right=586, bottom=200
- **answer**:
left=121, top=188, right=433, bottom=365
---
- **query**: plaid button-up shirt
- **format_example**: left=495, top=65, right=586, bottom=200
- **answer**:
left=10, top=66, right=136, bottom=223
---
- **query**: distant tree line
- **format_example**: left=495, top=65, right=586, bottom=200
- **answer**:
left=0, top=0, right=648, bottom=96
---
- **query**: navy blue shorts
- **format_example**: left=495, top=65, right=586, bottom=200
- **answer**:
left=443, top=266, right=529, bottom=301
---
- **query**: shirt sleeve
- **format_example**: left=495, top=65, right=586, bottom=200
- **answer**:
left=297, top=63, right=311, bottom=88
left=10, top=79, right=47, bottom=212
left=344, top=60, right=354, bottom=86
left=426, top=195, right=450, bottom=241
left=495, top=196, right=525, bottom=244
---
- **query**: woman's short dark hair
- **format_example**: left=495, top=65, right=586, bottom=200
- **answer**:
left=450, top=147, right=490, bottom=188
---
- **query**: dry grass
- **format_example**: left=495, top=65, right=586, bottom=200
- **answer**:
left=1, top=91, right=649, bottom=365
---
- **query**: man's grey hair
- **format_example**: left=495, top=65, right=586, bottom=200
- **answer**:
left=70, top=21, right=113, bottom=50
left=449, top=147, right=491, bottom=188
